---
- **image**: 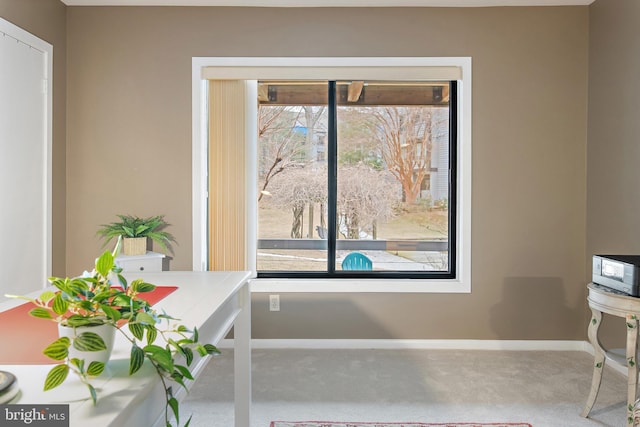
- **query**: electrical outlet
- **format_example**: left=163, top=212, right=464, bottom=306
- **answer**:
left=269, top=294, right=280, bottom=312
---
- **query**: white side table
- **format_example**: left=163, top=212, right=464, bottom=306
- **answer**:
left=582, top=283, right=640, bottom=425
left=115, top=251, right=169, bottom=272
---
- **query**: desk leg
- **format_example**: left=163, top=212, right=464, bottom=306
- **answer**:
left=234, top=283, right=252, bottom=427
left=626, top=314, right=639, bottom=425
left=582, top=308, right=605, bottom=418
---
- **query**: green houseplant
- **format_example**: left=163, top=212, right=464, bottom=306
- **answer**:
left=97, top=214, right=176, bottom=255
left=7, top=238, right=216, bottom=427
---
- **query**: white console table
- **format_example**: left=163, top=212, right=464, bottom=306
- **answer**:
left=0, top=271, right=252, bottom=427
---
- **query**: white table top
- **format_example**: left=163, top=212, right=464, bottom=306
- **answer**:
left=0, top=271, right=251, bottom=427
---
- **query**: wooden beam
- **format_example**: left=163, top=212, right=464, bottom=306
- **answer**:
left=257, top=84, right=269, bottom=102
left=258, top=83, right=450, bottom=106
left=347, top=81, right=364, bottom=103
left=441, top=85, right=450, bottom=103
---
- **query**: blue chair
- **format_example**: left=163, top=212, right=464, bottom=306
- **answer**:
left=341, top=252, right=373, bottom=270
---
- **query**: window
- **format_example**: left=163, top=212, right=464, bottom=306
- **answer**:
left=192, top=57, right=471, bottom=292
left=257, top=80, right=456, bottom=279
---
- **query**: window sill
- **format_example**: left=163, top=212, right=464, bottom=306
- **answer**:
left=249, top=277, right=471, bottom=293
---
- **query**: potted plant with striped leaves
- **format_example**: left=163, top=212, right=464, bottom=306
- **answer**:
left=6, top=238, right=216, bottom=427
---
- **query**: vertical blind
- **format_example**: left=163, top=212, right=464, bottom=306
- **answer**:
left=208, top=80, right=250, bottom=270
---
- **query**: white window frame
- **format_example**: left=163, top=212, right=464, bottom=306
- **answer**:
left=192, top=57, right=471, bottom=293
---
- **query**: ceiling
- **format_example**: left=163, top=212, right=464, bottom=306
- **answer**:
left=60, top=0, right=594, bottom=6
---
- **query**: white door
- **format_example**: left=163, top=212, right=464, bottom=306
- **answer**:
left=0, top=18, right=52, bottom=300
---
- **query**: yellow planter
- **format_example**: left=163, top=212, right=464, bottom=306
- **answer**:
left=123, top=237, right=147, bottom=256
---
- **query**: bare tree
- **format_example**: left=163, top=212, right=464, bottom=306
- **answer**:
left=373, top=107, right=434, bottom=204
left=257, top=106, right=306, bottom=202
left=337, top=165, right=397, bottom=239
left=265, top=164, right=398, bottom=240
left=264, top=167, right=322, bottom=238
left=337, top=107, right=380, bottom=168
left=258, top=105, right=329, bottom=202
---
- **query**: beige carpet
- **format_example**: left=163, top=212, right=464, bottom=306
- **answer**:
left=183, top=348, right=626, bottom=427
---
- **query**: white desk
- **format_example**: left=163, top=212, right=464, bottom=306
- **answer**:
left=0, top=271, right=252, bottom=427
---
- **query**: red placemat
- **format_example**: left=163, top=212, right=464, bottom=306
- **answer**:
left=0, top=286, right=177, bottom=364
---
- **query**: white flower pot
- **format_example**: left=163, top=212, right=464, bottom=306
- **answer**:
left=58, top=323, right=116, bottom=371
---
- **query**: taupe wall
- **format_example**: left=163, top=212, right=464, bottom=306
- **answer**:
left=10, top=0, right=640, bottom=343
left=587, top=0, right=640, bottom=348
left=0, top=0, right=66, bottom=277
left=65, top=6, right=589, bottom=340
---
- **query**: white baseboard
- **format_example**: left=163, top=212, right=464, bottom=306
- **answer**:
left=218, top=338, right=589, bottom=351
